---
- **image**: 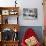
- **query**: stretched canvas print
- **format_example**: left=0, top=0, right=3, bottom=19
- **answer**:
left=23, top=8, right=37, bottom=20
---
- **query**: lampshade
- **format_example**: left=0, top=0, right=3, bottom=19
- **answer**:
left=13, top=29, right=17, bottom=32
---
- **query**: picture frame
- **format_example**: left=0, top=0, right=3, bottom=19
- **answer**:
left=2, top=10, right=9, bottom=15
left=23, top=8, right=37, bottom=20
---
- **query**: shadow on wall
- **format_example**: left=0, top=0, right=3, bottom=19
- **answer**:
left=18, top=26, right=43, bottom=44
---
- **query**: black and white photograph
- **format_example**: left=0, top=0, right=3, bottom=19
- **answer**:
left=23, top=8, right=37, bottom=20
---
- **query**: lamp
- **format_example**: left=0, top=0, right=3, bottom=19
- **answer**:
left=15, top=0, right=17, bottom=7
left=14, top=28, right=17, bottom=32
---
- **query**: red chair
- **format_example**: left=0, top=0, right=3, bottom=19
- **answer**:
left=21, top=28, right=41, bottom=46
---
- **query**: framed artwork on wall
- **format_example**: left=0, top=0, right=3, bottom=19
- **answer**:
left=23, top=8, right=38, bottom=20
left=2, top=10, right=9, bottom=15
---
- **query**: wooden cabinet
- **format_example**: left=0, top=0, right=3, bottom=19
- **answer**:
left=2, top=41, right=19, bottom=46
left=0, top=7, right=19, bottom=24
left=0, top=41, right=19, bottom=46
left=0, top=7, right=19, bottom=46
left=0, top=41, right=2, bottom=46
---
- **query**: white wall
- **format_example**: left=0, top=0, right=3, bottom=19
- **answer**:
left=0, top=0, right=15, bottom=7
left=0, top=0, right=44, bottom=26
left=18, top=0, right=44, bottom=26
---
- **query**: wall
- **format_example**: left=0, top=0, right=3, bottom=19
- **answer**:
left=43, top=0, right=46, bottom=46
left=18, top=0, right=44, bottom=26
left=43, top=0, right=46, bottom=26
left=0, top=0, right=15, bottom=7
left=0, top=0, right=44, bottom=26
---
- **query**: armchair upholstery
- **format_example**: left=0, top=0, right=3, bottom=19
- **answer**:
left=21, top=28, right=41, bottom=46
